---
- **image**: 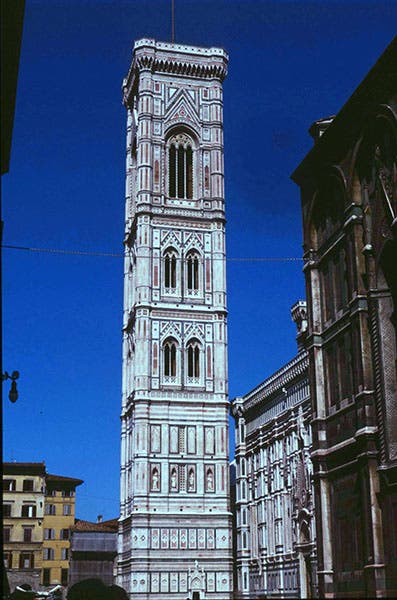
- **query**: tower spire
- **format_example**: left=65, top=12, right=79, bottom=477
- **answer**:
left=171, top=0, right=175, bottom=43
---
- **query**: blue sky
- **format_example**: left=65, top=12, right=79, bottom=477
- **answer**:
left=3, top=0, right=396, bottom=521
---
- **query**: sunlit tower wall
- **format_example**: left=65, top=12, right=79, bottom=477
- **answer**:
left=118, top=39, right=232, bottom=599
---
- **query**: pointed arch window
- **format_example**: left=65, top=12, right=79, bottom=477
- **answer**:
left=168, top=133, right=194, bottom=199
left=186, top=251, right=200, bottom=295
left=163, top=338, right=177, bottom=379
left=163, top=248, right=178, bottom=291
left=186, top=338, right=201, bottom=384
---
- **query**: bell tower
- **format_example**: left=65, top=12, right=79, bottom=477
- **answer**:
left=118, top=39, right=232, bottom=599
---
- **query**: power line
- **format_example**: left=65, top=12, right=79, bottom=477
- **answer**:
left=2, top=244, right=303, bottom=262
left=2, top=244, right=123, bottom=258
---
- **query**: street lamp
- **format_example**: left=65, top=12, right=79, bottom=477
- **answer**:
left=2, top=371, right=19, bottom=402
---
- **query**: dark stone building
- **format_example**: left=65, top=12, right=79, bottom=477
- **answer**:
left=69, top=517, right=118, bottom=587
left=292, top=38, right=397, bottom=597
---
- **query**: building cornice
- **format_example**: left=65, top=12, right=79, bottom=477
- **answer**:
left=291, top=37, right=397, bottom=185
left=236, top=351, right=309, bottom=413
left=3, top=462, right=46, bottom=475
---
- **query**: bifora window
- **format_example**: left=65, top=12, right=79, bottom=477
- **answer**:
left=163, top=339, right=177, bottom=379
left=187, top=339, right=200, bottom=380
left=164, top=248, right=177, bottom=289
left=186, top=251, right=200, bottom=292
left=168, top=132, right=194, bottom=199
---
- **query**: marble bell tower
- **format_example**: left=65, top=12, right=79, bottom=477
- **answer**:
left=118, top=39, right=233, bottom=599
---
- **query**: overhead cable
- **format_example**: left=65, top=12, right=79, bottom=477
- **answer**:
left=2, top=244, right=303, bottom=262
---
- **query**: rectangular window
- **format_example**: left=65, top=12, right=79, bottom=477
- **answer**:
left=3, top=504, right=12, bottom=517
left=45, top=504, right=56, bottom=516
left=19, top=552, right=34, bottom=569
left=61, top=568, right=68, bottom=586
left=23, top=479, right=34, bottom=492
left=4, top=552, right=12, bottom=569
left=62, top=490, right=74, bottom=497
left=23, top=528, right=33, bottom=542
left=43, top=569, right=51, bottom=586
left=60, top=528, right=69, bottom=540
left=21, top=504, right=36, bottom=518
left=4, top=528, right=11, bottom=542
left=61, top=548, right=69, bottom=560
left=63, top=504, right=71, bottom=516
left=3, top=479, right=16, bottom=491
left=43, top=548, right=55, bottom=561
left=44, top=528, right=55, bottom=540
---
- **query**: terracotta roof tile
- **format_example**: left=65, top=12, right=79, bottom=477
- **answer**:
left=72, top=518, right=118, bottom=532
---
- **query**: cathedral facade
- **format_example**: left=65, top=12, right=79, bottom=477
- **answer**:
left=118, top=39, right=233, bottom=599
left=232, top=303, right=317, bottom=599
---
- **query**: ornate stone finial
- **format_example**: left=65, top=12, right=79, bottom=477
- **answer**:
left=231, top=396, right=245, bottom=418
left=291, top=300, right=307, bottom=351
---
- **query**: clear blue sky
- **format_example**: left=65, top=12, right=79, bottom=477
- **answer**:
left=3, top=0, right=396, bottom=521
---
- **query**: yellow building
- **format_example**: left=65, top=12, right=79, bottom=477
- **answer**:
left=3, top=462, right=46, bottom=591
left=42, top=473, right=83, bottom=587
left=3, top=463, right=83, bottom=592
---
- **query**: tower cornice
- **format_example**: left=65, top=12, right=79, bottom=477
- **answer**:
left=124, top=207, right=226, bottom=232
left=123, top=38, right=228, bottom=107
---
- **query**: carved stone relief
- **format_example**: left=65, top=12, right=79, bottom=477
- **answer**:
left=150, top=464, right=160, bottom=492
left=187, top=426, right=196, bottom=454
left=161, top=528, right=169, bottom=549
left=151, top=528, right=160, bottom=549
left=207, top=571, right=216, bottom=592
left=150, top=425, right=161, bottom=453
left=180, top=528, right=187, bottom=549
left=170, top=572, right=178, bottom=593
left=205, top=426, right=215, bottom=454
left=169, top=465, right=178, bottom=491
left=198, top=528, right=205, bottom=549
left=189, top=528, right=197, bottom=549
left=180, top=572, right=188, bottom=593
left=160, top=573, right=169, bottom=593
left=207, top=528, right=215, bottom=549
left=170, top=426, right=179, bottom=454
left=151, top=573, right=159, bottom=593
left=171, top=528, right=178, bottom=549
left=187, top=465, right=196, bottom=492
left=205, top=465, right=215, bottom=492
